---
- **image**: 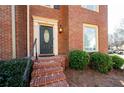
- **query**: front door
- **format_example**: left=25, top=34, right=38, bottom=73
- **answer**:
left=40, top=25, right=53, bottom=54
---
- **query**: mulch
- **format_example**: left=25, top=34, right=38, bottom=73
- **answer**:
left=64, top=67, right=124, bottom=87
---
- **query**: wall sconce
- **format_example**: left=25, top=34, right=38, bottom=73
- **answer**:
left=59, top=24, right=63, bottom=33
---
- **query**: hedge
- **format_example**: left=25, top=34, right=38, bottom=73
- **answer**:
left=90, top=52, right=113, bottom=73
left=69, top=50, right=90, bottom=70
left=111, top=55, right=124, bottom=69
left=0, top=58, right=32, bottom=87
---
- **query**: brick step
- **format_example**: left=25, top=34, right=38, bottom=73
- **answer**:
left=33, top=61, right=61, bottom=69
left=30, top=72, right=66, bottom=87
left=32, top=67, right=64, bottom=77
left=45, top=80, right=69, bottom=87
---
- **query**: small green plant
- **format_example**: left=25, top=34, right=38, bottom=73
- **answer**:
left=69, top=50, right=90, bottom=70
left=90, top=52, right=113, bottom=74
left=111, top=55, right=124, bottom=69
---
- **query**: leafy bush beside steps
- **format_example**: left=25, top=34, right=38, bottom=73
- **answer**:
left=69, top=50, right=90, bottom=70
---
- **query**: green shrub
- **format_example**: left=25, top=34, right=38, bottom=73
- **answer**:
left=69, top=50, right=90, bottom=70
left=90, top=52, right=113, bottom=73
left=0, top=59, right=32, bottom=87
left=111, top=55, right=124, bottom=69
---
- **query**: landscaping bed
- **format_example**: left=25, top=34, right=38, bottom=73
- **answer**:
left=0, top=59, right=32, bottom=87
left=66, top=50, right=124, bottom=87
left=65, top=67, right=124, bottom=87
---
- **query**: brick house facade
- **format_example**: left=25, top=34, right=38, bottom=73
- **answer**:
left=0, top=5, right=108, bottom=60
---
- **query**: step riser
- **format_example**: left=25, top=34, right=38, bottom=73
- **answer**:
left=30, top=73, right=66, bottom=87
left=32, top=70, right=63, bottom=77
left=45, top=80, right=69, bottom=87
left=33, top=64, right=61, bottom=69
left=31, top=79, right=66, bottom=87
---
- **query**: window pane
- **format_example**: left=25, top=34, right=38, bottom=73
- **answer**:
left=54, top=5, right=60, bottom=9
left=41, top=5, right=54, bottom=8
left=82, top=5, right=98, bottom=12
left=84, top=27, right=97, bottom=52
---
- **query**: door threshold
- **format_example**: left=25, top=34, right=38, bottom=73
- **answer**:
left=39, top=54, right=54, bottom=57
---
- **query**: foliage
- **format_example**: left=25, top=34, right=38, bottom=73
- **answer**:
left=111, top=55, right=124, bottom=69
left=0, top=59, right=32, bottom=87
left=90, top=52, right=113, bottom=73
left=69, top=50, right=90, bottom=70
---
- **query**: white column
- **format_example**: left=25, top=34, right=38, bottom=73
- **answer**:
left=11, top=5, right=16, bottom=58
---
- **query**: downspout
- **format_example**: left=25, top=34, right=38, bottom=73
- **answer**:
left=27, top=5, right=30, bottom=57
left=11, top=5, right=16, bottom=59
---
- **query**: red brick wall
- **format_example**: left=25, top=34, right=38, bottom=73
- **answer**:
left=29, top=5, right=59, bottom=54
left=0, top=6, right=12, bottom=60
left=68, top=5, right=108, bottom=53
left=30, top=5, right=69, bottom=55
left=58, top=5, right=69, bottom=54
left=0, top=5, right=27, bottom=60
left=15, top=5, right=27, bottom=58
left=68, top=5, right=83, bottom=50
left=98, top=6, right=108, bottom=53
left=0, top=5, right=108, bottom=60
left=30, top=5, right=108, bottom=55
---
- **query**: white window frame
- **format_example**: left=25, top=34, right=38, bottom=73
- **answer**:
left=83, top=23, right=99, bottom=52
left=41, top=5, right=54, bottom=8
left=81, top=5, right=99, bottom=12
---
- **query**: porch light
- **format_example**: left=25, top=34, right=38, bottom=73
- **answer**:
left=59, top=24, right=63, bottom=33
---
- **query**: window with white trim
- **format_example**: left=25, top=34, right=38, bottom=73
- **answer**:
left=81, top=5, right=99, bottom=12
left=41, top=5, right=54, bottom=8
left=83, top=24, right=98, bottom=52
left=41, top=5, right=60, bottom=9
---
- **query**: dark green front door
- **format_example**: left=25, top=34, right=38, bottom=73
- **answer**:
left=40, top=25, right=53, bottom=54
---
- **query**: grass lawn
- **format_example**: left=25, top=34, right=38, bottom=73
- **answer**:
left=65, top=67, right=124, bottom=87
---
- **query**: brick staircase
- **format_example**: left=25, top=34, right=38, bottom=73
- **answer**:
left=30, top=56, right=69, bottom=87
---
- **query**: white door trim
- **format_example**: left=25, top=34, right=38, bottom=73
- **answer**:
left=32, top=16, right=58, bottom=56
